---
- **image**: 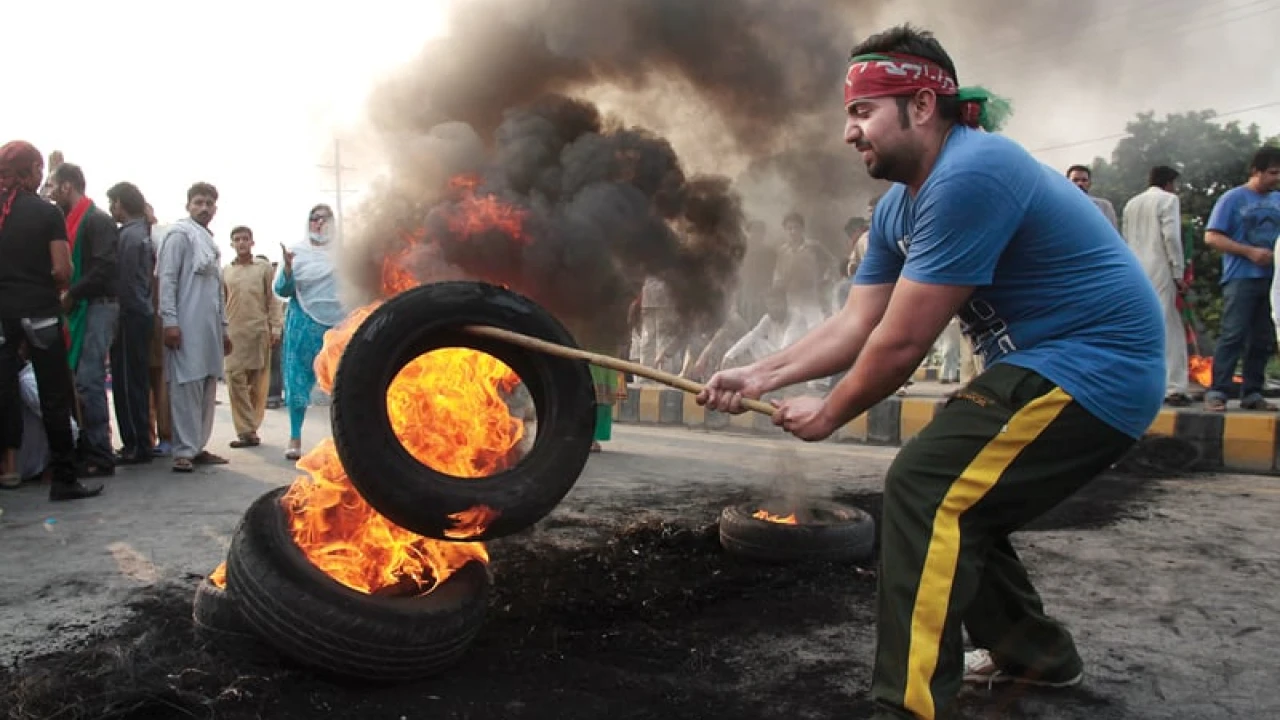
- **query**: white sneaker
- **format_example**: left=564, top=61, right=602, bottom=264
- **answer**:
left=963, top=648, right=1083, bottom=688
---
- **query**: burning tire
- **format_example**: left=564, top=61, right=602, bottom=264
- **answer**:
left=226, top=488, right=491, bottom=681
left=331, top=281, right=595, bottom=542
left=718, top=500, right=876, bottom=564
left=192, top=565, right=258, bottom=648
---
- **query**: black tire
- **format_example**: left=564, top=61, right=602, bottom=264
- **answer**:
left=331, top=281, right=596, bottom=541
left=225, top=487, right=491, bottom=682
left=192, top=572, right=261, bottom=650
left=718, top=500, right=876, bottom=563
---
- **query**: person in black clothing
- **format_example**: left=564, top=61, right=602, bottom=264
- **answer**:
left=107, top=182, right=154, bottom=464
left=48, top=163, right=119, bottom=476
left=0, top=140, right=103, bottom=501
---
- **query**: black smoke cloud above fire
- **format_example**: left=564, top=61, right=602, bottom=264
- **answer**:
left=347, top=0, right=865, bottom=347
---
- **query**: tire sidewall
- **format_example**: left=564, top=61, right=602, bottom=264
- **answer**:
left=331, top=282, right=596, bottom=541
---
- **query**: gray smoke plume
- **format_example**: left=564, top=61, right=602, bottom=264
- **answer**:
left=341, top=0, right=888, bottom=348
left=344, top=1, right=1134, bottom=344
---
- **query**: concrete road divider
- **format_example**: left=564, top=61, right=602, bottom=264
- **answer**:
left=614, top=385, right=1280, bottom=476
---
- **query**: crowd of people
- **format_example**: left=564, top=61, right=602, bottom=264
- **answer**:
left=1074, top=147, right=1280, bottom=410
left=616, top=145, right=1280, bottom=430
left=0, top=142, right=344, bottom=500
left=2, top=136, right=1277, bottom=496
left=627, top=206, right=982, bottom=404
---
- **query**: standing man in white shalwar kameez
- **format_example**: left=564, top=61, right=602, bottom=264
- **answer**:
left=157, top=182, right=231, bottom=472
left=1122, top=165, right=1190, bottom=406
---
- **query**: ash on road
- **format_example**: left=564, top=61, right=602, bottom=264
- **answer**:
left=0, top=397, right=1277, bottom=720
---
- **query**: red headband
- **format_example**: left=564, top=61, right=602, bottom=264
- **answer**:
left=844, top=52, right=958, bottom=106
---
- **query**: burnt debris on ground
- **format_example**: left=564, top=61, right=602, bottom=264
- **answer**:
left=0, top=516, right=876, bottom=720
left=0, top=479, right=1156, bottom=720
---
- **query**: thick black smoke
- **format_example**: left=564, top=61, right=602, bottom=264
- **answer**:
left=342, top=0, right=878, bottom=347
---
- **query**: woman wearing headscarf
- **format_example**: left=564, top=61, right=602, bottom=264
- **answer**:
left=275, top=204, right=346, bottom=460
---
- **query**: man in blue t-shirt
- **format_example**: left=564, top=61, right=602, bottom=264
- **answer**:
left=1203, top=146, right=1280, bottom=412
left=697, top=25, right=1164, bottom=720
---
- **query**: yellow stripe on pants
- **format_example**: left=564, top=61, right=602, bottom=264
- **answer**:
left=902, top=387, right=1072, bottom=719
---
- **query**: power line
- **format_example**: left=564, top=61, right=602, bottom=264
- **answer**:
left=1028, top=101, right=1280, bottom=155
left=965, top=0, right=1278, bottom=80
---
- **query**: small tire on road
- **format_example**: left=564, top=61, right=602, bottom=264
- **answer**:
left=225, top=487, right=491, bottom=682
left=331, top=281, right=596, bottom=542
left=719, top=500, right=876, bottom=564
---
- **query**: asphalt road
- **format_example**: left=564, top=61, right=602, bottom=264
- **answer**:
left=1, top=391, right=1278, bottom=718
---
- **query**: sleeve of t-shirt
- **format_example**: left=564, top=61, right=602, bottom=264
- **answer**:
left=1206, top=190, right=1239, bottom=236
left=45, top=204, right=68, bottom=244
left=852, top=208, right=903, bottom=285
left=901, top=171, right=1027, bottom=285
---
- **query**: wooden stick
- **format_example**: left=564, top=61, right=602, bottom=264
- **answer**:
left=464, top=325, right=778, bottom=417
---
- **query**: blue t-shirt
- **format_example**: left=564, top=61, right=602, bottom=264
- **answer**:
left=855, top=127, right=1164, bottom=439
left=1207, top=186, right=1280, bottom=284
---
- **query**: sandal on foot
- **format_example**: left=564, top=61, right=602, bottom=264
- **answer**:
left=173, top=458, right=194, bottom=473
left=1203, top=397, right=1227, bottom=412
left=229, top=434, right=261, bottom=448
left=193, top=451, right=229, bottom=465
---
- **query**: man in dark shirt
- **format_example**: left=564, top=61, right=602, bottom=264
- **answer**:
left=107, top=182, right=154, bottom=464
left=48, top=163, right=120, bottom=476
left=0, top=140, right=103, bottom=501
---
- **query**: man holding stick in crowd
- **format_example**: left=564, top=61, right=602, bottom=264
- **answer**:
left=698, top=25, right=1163, bottom=720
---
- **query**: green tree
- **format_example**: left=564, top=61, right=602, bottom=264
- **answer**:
left=1088, top=110, right=1273, bottom=338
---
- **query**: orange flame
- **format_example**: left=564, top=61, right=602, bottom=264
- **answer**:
left=753, top=509, right=799, bottom=525
left=388, top=348, right=525, bottom=479
left=283, top=440, right=489, bottom=596
left=1189, top=355, right=1212, bottom=388
left=279, top=173, right=542, bottom=595
left=446, top=175, right=530, bottom=243
left=209, top=562, right=227, bottom=589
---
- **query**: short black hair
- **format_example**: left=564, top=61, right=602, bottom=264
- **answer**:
left=1149, top=165, right=1180, bottom=188
left=309, top=203, right=333, bottom=219
left=782, top=211, right=805, bottom=229
left=106, top=181, right=146, bottom=217
left=1066, top=165, right=1091, bottom=179
left=188, top=182, right=218, bottom=202
left=230, top=225, right=253, bottom=240
left=850, top=25, right=960, bottom=124
left=1250, top=146, right=1280, bottom=174
left=53, top=163, right=86, bottom=193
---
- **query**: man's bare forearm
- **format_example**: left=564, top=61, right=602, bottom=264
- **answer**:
left=823, top=327, right=928, bottom=426
left=1206, top=230, right=1255, bottom=259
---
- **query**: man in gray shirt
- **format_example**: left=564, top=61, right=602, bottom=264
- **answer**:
left=157, top=182, right=231, bottom=472
left=1067, top=164, right=1119, bottom=231
left=107, top=182, right=154, bottom=464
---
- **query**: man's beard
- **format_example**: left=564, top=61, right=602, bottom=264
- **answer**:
left=866, top=144, right=918, bottom=184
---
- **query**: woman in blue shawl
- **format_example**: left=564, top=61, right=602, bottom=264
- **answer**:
left=275, top=204, right=347, bottom=460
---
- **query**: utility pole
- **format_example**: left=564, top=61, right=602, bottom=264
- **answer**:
left=317, top=138, right=360, bottom=243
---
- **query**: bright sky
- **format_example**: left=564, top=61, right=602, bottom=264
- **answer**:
left=3, top=0, right=449, bottom=264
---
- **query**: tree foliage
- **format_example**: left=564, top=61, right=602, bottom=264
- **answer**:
left=1087, top=110, right=1276, bottom=337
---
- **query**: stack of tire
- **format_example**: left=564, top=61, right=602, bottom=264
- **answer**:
left=192, top=283, right=598, bottom=681
left=192, top=489, right=492, bottom=680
